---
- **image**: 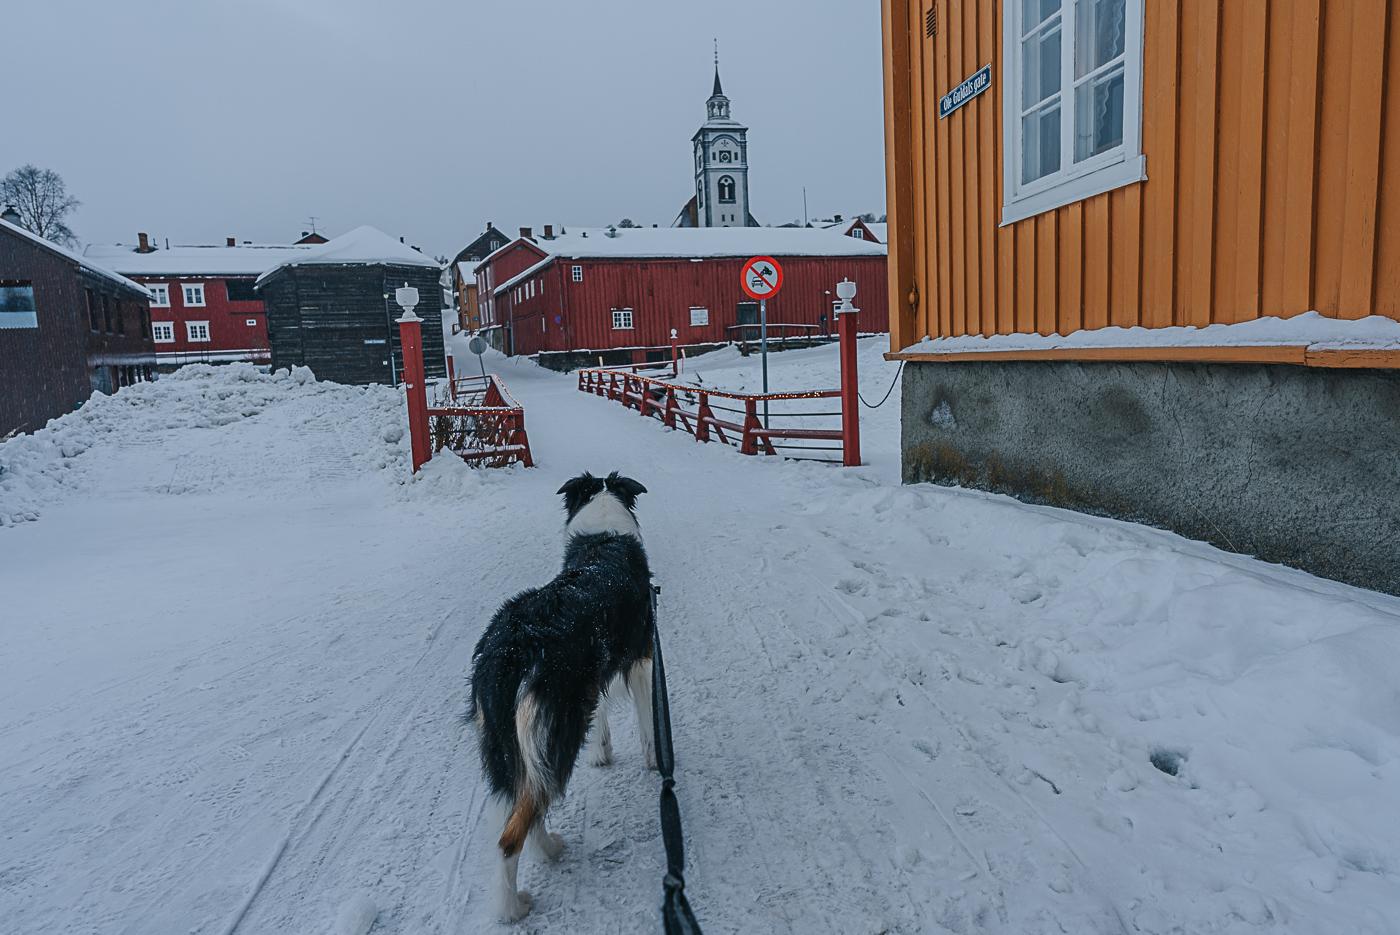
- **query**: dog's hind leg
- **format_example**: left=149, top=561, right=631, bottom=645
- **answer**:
left=626, top=658, right=657, bottom=770
left=586, top=684, right=615, bottom=767
left=528, top=818, right=566, bottom=861
left=490, top=797, right=533, bottom=922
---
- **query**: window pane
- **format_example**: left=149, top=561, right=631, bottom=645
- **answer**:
left=1022, top=0, right=1061, bottom=31
left=1075, top=0, right=1126, bottom=79
left=0, top=283, right=37, bottom=329
left=1074, top=66, right=1125, bottom=161
left=1021, top=105, right=1062, bottom=184
left=1021, top=21, right=1062, bottom=109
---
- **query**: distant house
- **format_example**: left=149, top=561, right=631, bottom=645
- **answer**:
left=295, top=231, right=329, bottom=245
left=85, top=235, right=313, bottom=369
left=449, top=222, right=510, bottom=334
left=474, top=225, right=887, bottom=368
left=255, top=226, right=447, bottom=385
left=1, top=216, right=155, bottom=436
left=819, top=216, right=883, bottom=244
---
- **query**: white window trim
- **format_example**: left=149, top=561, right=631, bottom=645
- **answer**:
left=186, top=320, right=210, bottom=342
left=611, top=307, right=634, bottom=330
left=245, top=318, right=258, bottom=326
left=152, top=321, right=175, bottom=343
left=571, top=265, right=583, bottom=282
left=1000, top=0, right=1146, bottom=226
left=689, top=306, right=709, bottom=327
left=148, top=283, right=171, bottom=307
left=182, top=283, right=207, bottom=307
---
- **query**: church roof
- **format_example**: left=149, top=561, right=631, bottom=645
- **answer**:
left=712, top=66, right=724, bottom=98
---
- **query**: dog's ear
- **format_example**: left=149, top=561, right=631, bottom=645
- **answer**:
left=558, top=472, right=604, bottom=519
left=604, top=472, right=647, bottom=509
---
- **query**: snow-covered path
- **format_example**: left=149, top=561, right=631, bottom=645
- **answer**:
left=3, top=339, right=1400, bottom=934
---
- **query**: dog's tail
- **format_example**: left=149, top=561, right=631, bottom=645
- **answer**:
left=499, top=689, right=552, bottom=857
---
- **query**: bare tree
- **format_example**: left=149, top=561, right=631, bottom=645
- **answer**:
left=1, top=165, right=81, bottom=246
left=616, top=217, right=640, bottom=228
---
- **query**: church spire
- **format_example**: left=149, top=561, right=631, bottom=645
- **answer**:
left=712, top=39, right=723, bottom=96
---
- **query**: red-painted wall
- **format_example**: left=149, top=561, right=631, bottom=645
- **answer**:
left=134, top=275, right=270, bottom=365
left=491, top=253, right=888, bottom=357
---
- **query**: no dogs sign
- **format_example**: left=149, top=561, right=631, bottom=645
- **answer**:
left=741, top=256, right=783, bottom=301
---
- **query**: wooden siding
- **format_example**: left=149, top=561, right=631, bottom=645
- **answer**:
left=494, top=254, right=889, bottom=358
left=260, top=264, right=446, bottom=386
left=881, top=0, right=1400, bottom=352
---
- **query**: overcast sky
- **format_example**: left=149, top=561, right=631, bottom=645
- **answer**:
left=5, top=0, right=886, bottom=258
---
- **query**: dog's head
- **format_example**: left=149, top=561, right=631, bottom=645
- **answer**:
left=557, top=471, right=647, bottom=537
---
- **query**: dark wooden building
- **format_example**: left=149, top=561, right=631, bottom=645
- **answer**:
left=1, top=216, right=155, bottom=436
left=255, top=225, right=447, bottom=386
left=450, top=222, right=511, bottom=334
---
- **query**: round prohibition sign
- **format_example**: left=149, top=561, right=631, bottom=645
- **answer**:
left=741, top=255, right=784, bottom=301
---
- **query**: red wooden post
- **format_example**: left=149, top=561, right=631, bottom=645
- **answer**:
left=638, top=377, right=650, bottom=417
left=398, top=313, right=431, bottom=473
left=663, top=387, right=678, bottom=428
left=447, top=355, right=457, bottom=400
left=670, top=328, right=679, bottom=376
left=696, top=392, right=712, bottom=442
left=741, top=397, right=761, bottom=455
left=837, top=284, right=862, bottom=467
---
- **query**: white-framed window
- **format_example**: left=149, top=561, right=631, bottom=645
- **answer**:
left=689, top=306, right=709, bottom=327
left=152, top=321, right=175, bottom=343
left=541, top=318, right=546, bottom=332
left=611, top=307, right=634, bottom=330
left=148, top=283, right=171, bottom=307
left=1002, top=0, right=1144, bottom=225
left=539, top=279, right=545, bottom=295
left=182, top=283, right=206, bottom=306
left=571, top=265, right=583, bottom=282
left=245, top=318, right=258, bottom=326
left=186, top=320, right=210, bottom=342
left=852, top=228, right=865, bottom=240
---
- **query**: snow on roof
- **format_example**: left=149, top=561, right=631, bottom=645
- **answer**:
left=867, top=223, right=888, bottom=243
left=456, top=261, right=478, bottom=280
left=898, top=312, right=1400, bottom=355
left=488, top=227, right=885, bottom=295
left=1, top=217, right=149, bottom=297
left=84, top=242, right=313, bottom=277
left=255, top=225, right=441, bottom=284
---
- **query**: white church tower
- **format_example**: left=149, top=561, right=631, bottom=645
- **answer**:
left=675, top=51, right=757, bottom=227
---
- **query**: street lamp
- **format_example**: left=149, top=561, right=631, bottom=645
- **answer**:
left=395, top=283, right=421, bottom=321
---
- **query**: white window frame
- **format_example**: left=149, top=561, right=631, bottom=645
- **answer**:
left=245, top=318, right=258, bottom=326
left=182, top=283, right=206, bottom=307
left=611, top=307, right=634, bottom=330
left=1001, top=0, right=1146, bottom=226
left=571, top=265, right=583, bottom=282
left=148, top=283, right=171, bottom=307
left=186, top=320, right=210, bottom=342
left=852, top=228, right=865, bottom=240
left=689, top=306, right=709, bottom=327
left=152, top=321, right=175, bottom=343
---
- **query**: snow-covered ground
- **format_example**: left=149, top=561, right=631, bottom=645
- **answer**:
left=3, top=328, right=1400, bottom=934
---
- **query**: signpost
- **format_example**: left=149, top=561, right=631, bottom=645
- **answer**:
left=468, top=333, right=489, bottom=382
left=741, top=256, right=783, bottom=426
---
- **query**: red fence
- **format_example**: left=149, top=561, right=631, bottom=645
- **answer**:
left=399, top=313, right=532, bottom=472
left=577, top=306, right=862, bottom=466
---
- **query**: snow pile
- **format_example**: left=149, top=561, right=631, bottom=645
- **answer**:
left=0, top=364, right=410, bottom=527
left=900, top=310, right=1400, bottom=354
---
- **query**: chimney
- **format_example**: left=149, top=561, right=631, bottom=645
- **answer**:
left=137, top=232, right=153, bottom=253
left=1, top=205, right=21, bottom=227
left=519, top=226, right=533, bottom=240
left=486, top=220, right=494, bottom=230
left=400, top=236, right=405, bottom=243
left=301, top=231, right=309, bottom=238
left=834, top=214, right=843, bottom=222
left=226, top=236, right=236, bottom=247
left=543, top=224, right=554, bottom=239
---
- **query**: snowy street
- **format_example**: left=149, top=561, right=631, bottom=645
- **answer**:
left=4, top=336, right=1400, bottom=934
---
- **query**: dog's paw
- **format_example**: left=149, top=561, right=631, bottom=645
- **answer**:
left=587, top=741, right=614, bottom=767
left=536, top=831, right=566, bottom=861
left=499, top=890, right=532, bottom=923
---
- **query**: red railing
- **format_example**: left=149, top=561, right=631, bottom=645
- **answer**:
left=398, top=315, right=532, bottom=473
left=575, top=306, right=861, bottom=465
left=425, top=373, right=533, bottom=468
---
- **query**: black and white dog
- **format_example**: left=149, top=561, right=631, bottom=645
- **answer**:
left=468, top=471, right=656, bottom=922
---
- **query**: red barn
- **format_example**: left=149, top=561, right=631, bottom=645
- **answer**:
left=85, top=235, right=313, bottom=368
left=474, top=226, right=887, bottom=367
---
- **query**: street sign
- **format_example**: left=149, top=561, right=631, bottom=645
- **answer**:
left=741, top=255, right=783, bottom=301
left=467, top=335, right=488, bottom=355
left=939, top=64, right=991, bottom=119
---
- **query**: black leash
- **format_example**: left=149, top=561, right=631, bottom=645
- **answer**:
left=858, top=360, right=905, bottom=409
left=650, top=585, right=703, bottom=934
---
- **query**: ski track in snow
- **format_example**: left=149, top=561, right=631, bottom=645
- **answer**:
left=2, top=332, right=1400, bottom=934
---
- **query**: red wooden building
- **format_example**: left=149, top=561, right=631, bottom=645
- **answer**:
left=85, top=235, right=313, bottom=368
left=474, top=226, right=887, bottom=367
